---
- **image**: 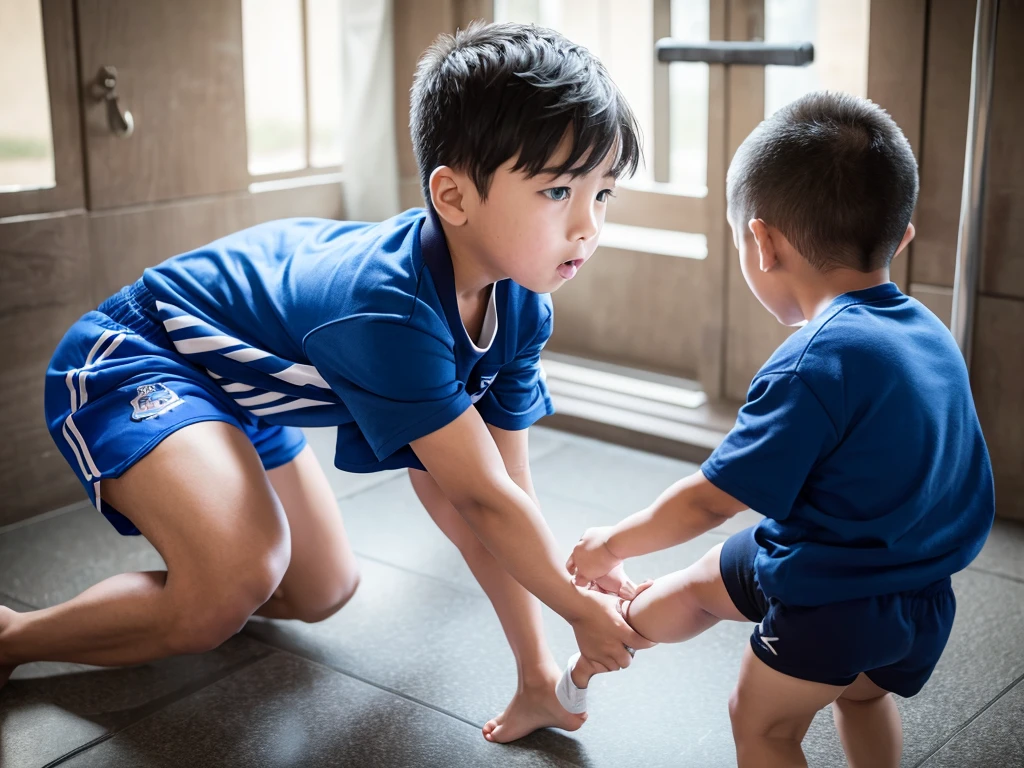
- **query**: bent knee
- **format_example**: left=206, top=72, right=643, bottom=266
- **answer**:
left=165, top=600, right=255, bottom=655
left=283, top=568, right=361, bottom=624
left=165, top=561, right=288, bottom=655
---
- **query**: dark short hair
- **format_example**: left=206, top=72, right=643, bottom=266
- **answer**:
left=410, top=21, right=641, bottom=201
left=727, top=91, right=919, bottom=272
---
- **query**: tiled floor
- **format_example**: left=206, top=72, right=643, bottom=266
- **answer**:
left=1, top=426, right=1022, bottom=767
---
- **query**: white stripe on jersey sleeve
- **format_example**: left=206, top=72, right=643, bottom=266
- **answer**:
left=250, top=398, right=332, bottom=416
left=224, top=347, right=275, bottom=363
left=172, top=335, right=248, bottom=354
left=163, top=315, right=209, bottom=331
left=272, top=364, right=330, bottom=389
left=236, top=391, right=288, bottom=407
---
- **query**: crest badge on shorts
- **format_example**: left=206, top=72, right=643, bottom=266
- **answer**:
left=130, top=383, right=184, bottom=421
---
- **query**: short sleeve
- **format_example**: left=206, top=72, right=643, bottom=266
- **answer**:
left=304, top=317, right=472, bottom=460
left=474, top=308, right=555, bottom=431
left=701, top=373, right=837, bottom=521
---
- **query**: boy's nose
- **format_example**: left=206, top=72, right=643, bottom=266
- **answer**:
left=571, top=205, right=599, bottom=242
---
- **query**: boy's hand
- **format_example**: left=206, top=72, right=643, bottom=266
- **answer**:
left=566, top=526, right=621, bottom=586
left=590, top=563, right=654, bottom=600
left=570, top=588, right=654, bottom=671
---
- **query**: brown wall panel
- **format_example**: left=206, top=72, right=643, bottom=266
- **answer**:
left=0, top=213, right=93, bottom=524
left=549, top=247, right=704, bottom=378
left=979, top=0, right=1024, bottom=299
left=972, top=296, right=1024, bottom=521
left=913, top=0, right=974, bottom=287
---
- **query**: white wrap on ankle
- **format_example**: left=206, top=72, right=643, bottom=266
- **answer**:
left=555, top=652, right=587, bottom=714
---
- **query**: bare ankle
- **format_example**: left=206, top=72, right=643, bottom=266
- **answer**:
left=570, top=654, right=604, bottom=689
left=569, top=665, right=590, bottom=689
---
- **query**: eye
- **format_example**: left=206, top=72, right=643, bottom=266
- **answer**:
left=596, top=188, right=616, bottom=203
left=543, top=187, right=571, bottom=201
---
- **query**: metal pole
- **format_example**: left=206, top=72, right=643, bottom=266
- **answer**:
left=951, top=0, right=999, bottom=365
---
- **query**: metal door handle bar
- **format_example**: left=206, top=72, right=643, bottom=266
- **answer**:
left=656, top=40, right=814, bottom=67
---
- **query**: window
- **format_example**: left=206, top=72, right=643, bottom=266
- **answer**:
left=241, top=0, right=344, bottom=177
left=668, top=0, right=708, bottom=191
left=0, top=0, right=55, bottom=192
left=764, top=0, right=870, bottom=119
left=494, top=0, right=709, bottom=194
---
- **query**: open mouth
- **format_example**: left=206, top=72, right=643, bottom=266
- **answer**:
left=557, top=258, right=584, bottom=280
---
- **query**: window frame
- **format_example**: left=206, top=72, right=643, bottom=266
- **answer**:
left=0, top=0, right=85, bottom=219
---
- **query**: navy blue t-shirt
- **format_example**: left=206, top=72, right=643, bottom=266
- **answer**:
left=702, top=283, right=994, bottom=606
left=142, top=208, right=554, bottom=472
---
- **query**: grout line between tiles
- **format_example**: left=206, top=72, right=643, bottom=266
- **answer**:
left=41, top=648, right=276, bottom=768
left=913, top=670, right=1024, bottom=768
left=239, top=633, right=487, bottom=733
left=352, top=551, right=487, bottom=599
left=0, top=500, right=91, bottom=536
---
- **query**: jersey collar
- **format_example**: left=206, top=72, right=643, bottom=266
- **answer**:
left=419, top=207, right=497, bottom=362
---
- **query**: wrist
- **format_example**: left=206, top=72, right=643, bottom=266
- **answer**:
left=558, top=586, right=592, bottom=624
left=606, top=517, right=639, bottom=560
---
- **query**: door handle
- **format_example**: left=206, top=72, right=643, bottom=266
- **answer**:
left=94, top=66, right=134, bottom=138
left=656, top=40, right=814, bottom=67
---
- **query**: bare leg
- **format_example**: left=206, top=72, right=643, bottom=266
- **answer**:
left=409, top=469, right=586, bottom=743
left=0, top=422, right=290, bottom=672
left=730, top=645, right=846, bottom=768
left=255, top=445, right=360, bottom=622
left=569, top=542, right=746, bottom=689
left=832, top=675, right=902, bottom=768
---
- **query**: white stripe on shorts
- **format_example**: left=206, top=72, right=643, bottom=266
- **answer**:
left=62, top=420, right=93, bottom=481
left=64, top=414, right=100, bottom=479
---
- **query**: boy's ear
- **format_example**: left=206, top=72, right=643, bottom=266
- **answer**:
left=893, top=222, right=916, bottom=258
left=429, top=166, right=469, bottom=227
left=748, top=218, right=777, bottom=272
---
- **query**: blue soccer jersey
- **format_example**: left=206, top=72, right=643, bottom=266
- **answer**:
left=141, top=208, right=555, bottom=471
left=702, top=283, right=995, bottom=606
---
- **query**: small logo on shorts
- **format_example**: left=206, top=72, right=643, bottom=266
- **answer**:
left=130, top=383, right=183, bottom=421
left=757, top=621, right=779, bottom=656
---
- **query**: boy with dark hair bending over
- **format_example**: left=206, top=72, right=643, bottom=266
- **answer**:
left=562, top=92, right=995, bottom=767
left=0, top=22, right=653, bottom=743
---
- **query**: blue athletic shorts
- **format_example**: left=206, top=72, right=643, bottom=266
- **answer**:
left=44, top=281, right=307, bottom=536
left=720, top=526, right=956, bottom=697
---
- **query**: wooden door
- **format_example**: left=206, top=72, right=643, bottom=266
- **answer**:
left=76, top=0, right=251, bottom=209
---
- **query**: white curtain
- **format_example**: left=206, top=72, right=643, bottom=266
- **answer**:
left=340, top=0, right=401, bottom=220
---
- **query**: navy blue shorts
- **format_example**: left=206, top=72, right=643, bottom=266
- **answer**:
left=45, top=282, right=307, bottom=536
left=720, top=526, right=956, bottom=697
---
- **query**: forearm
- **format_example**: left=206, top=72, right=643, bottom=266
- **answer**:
left=606, top=473, right=733, bottom=559
left=457, top=478, right=585, bottom=621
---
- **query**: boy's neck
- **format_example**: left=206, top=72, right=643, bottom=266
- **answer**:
left=798, top=267, right=891, bottom=322
left=438, top=218, right=500, bottom=342
left=439, top=218, right=499, bottom=302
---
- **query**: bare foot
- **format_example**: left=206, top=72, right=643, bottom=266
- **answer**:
left=0, top=606, right=18, bottom=690
left=482, top=664, right=587, bottom=743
